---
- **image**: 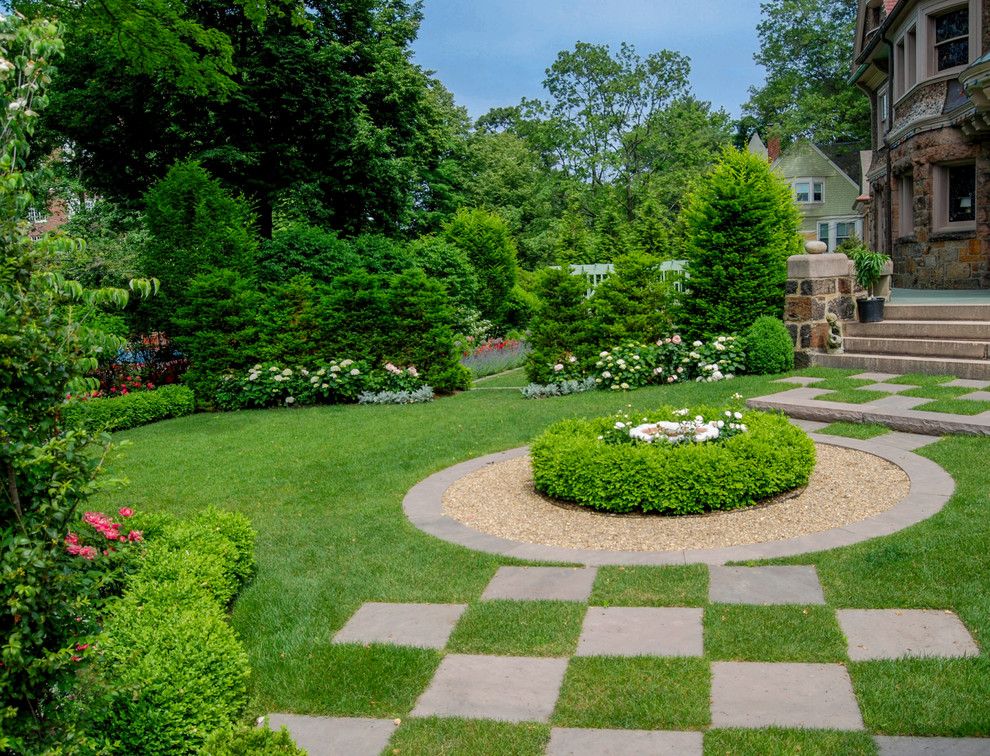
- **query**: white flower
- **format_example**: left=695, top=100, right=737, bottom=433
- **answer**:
left=282, top=368, right=293, bottom=376
left=734, top=412, right=743, bottom=420
left=602, top=371, right=612, bottom=379
left=611, top=384, right=620, bottom=390
left=717, top=336, right=726, bottom=342
left=318, top=368, right=326, bottom=376
left=717, top=420, right=724, bottom=428
left=693, top=340, right=703, bottom=347
left=248, top=373, right=259, bottom=381
left=408, top=366, right=419, bottom=377
left=715, top=342, right=725, bottom=351
left=310, top=376, right=320, bottom=384
left=285, top=396, right=295, bottom=405
left=568, top=355, right=577, bottom=363
left=600, top=351, right=609, bottom=357
left=350, top=368, right=360, bottom=376
left=341, top=359, right=354, bottom=367
left=330, top=365, right=341, bottom=373
left=653, top=367, right=663, bottom=375
left=253, top=364, right=263, bottom=370
left=615, top=421, right=626, bottom=429
left=673, top=408, right=689, bottom=416
left=695, top=415, right=704, bottom=423
left=620, top=382, right=629, bottom=390
left=301, top=368, right=309, bottom=376
left=597, top=435, right=604, bottom=440
left=632, top=354, right=640, bottom=360
left=712, top=371, right=724, bottom=381
left=269, top=366, right=279, bottom=372
left=554, top=363, right=564, bottom=372
left=732, top=392, right=743, bottom=400
left=725, top=411, right=732, bottom=417
left=321, top=383, right=329, bottom=389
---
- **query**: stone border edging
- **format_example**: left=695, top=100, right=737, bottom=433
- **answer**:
left=402, top=435, right=954, bottom=566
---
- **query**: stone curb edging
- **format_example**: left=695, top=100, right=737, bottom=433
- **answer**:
left=402, top=435, right=954, bottom=566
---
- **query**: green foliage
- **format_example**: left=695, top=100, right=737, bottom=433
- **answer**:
left=848, top=246, right=890, bottom=298
left=172, top=268, right=263, bottom=401
left=530, top=408, right=815, bottom=514
left=142, top=161, right=257, bottom=302
left=591, top=251, right=673, bottom=344
left=201, top=725, right=305, bottom=755
left=744, top=316, right=795, bottom=375
left=443, top=208, right=519, bottom=328
left=679, top=148, right=801, bottom=339
left=743, top=0, right=868, bottom=145
left=524, top=267, right=597, bottom=383
left=58, top=203, right=149, bottom=289
left=406, top=235, right=480, bottom=313
left=255, top=224, right=357, bottom=285
left=88, top=577, right=250, bottom=754
left=61, top=385, right=195, bottom=433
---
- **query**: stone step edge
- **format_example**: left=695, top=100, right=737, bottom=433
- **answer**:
left=747, top=396, right=990, bottom=436
left=810, top=352, right=990, bottom=380
left=843, top=337, right=990, bottom=359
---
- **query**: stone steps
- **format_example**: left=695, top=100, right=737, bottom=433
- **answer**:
left=885, top=303, right=990, bottom=321
left=844, top=319, right=990, bottom=340
left=844, top=336, right=990, bottom=359
left=812, top=352, right=990, bottom=379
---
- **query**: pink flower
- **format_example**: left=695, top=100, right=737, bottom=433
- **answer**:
left=65, top=533, right=79, bottom=546
left=78, top=546, right=96, bottom=560
left=127, top=530, right=143, bottom=542
left=671, top=334, right=682, bottom=345
left=118, top=507, right=134, bottom=518
left=75, top=643, right=89, bottom=651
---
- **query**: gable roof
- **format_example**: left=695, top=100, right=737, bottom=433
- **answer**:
left=771, top=140, right=863, bottom=190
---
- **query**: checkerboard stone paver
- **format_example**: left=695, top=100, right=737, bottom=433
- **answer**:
left=711, top=662, right=864, bottom=730
left=837, top=609, right=979, bottom=661
left=481, top=566, right=597, bottom=602
left=857, top=382, right=918, bottom=394
left=875, top=736, right=990, bottom=755
left=411, top=653, right=567, bottom=722
left=851, top=372, right=903, bottom=382
left=547, top=728, right=703, bottom=755
left=945, top=378, right=990, bottom=390
left=266, top=714, right=397, bottom=756
left=774, top=376, right=826, bottom=385
left=332, top=602, right=466, bottom=649
left=709, top=566, right=826, bottom=605
left=575, top=607, right=703, bottom=657
left=957, top=390, right=990, bottom=402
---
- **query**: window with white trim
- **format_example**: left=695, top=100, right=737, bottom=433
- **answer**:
left=793, top=178, right=824, bottom=203
left=877, top=85, right=889, bottom=138
left=817, top=219, right=863, bottom=251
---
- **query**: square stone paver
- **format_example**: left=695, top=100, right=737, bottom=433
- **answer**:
left=411, top=654, right=567, bottom=722
left=575, top=607, right=703, bottom=657
left=851, top=372, right=902, bottom=382
left=266, top=714, right=397, bottom=756
left=774, top=376, right=825, bottom=386
left=958, top=390, right=990, bottom=402
left=332, top=602, right=466, bottom=649
left=709, top=566, right=826, bottom=605
left=548, top=728, right=703, bottom=755
left=858, top=382, right=917, bottom=394
left=837, top=609, right=979, bottom=660
left=711, top=662, right=864, bottom=730
left=875, top=736, right=990, bottom=755
left=945, top=379, right=990, bottom=390
left=789, top=418, right=829, bottom=432
left=481, top=567, right=597, bottom=602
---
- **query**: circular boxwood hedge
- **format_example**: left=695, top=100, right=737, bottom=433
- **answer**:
left=530, top=406, right=816, bottom=515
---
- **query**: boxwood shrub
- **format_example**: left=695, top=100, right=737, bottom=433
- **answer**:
left=744, top=315, right=794, bottom=374
left=530, top=408, right=815, bottom=515
left=61, top=384, right=195, bottom=433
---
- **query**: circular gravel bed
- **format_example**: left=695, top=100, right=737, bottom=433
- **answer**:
left=441, top=443, right=909, bottom=551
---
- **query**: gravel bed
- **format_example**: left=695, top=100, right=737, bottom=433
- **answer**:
left=441, top=443, right=909, bottom=551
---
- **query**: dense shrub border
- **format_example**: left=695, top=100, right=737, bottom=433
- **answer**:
left=530, top=407, right=816, bottom=515
left=61, top=384, right=195, bottom=432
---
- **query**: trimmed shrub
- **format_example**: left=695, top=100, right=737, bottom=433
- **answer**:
left=90, top=577, right=250, bottom=755
left=61, top=385, right=195, bottom=433
left=525, top=266, right=597, bottom=384
left=679, top=148, right=801, bottom=339
left=256, top=223, right=358, bottom=284
left=443, top=208, right=519, bottom=328
left=590, top=250, right=674, bottom=344
left=406, top=235, right=480, bottom=313
left=530, top=407, right=815, bottom=514
left=201, top=725, right=305, bottom=755
left=744, top=316, right=794, bottom=374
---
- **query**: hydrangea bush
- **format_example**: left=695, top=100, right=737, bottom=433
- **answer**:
left=530, top=405, right=816, bottom=515
left=215, top=360, right=429, bottom=410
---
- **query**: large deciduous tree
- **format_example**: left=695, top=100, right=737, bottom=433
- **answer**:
left=743, top=0, right=869, bottom=145
left=40, top=0, right=467, bottom=238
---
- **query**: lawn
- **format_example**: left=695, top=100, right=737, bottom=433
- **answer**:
left=95, top=368, right=990, bottom=751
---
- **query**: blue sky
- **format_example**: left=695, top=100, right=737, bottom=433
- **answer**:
left=412, top=0, right=766, bottom=122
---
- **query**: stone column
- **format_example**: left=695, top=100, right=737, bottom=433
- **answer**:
left=785, top=252, right=858, bottom=367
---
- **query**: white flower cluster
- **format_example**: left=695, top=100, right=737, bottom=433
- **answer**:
left=623, top=408, right=748, bottom=445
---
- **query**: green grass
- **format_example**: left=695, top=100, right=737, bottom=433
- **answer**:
left=590, top=565, right=709, bottom=607
left=813, top=389, right=889, bottom=404
left=703, top=605, right=847, bottom=662
left=914, top=398, right=990, bottom=415
left=472, top=367, right=529, bottom=388
left=446, top=601, right=585, bottom=656
left=552, top=656, right=710, bottom=730
left=704, top=729, right=877, bottom=755
left=806, top=377, right=875, bottom=392
left=899, top=385, right=972, bottom=400
left=818, top=421, right=890, bottom=439
left=886, top=373, right=956, bottom=386
left=387, top=718, right=549, bottom=755
left=792, top=367, right=862, bottom=379
left=95, top=367, right=990, bottom=746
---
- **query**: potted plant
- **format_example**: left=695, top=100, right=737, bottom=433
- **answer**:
left=848, top=246, right=890, bottom=323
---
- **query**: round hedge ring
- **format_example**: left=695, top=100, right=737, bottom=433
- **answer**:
left=530, top=406, right=816, bottom=515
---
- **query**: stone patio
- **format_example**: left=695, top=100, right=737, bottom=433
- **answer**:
left=838, top=609, right=980, bottom=661
left=547, top=728, right=703, bottom=755
left=332, top=602, right=466, bottom=649
left=481, top=566, right=598, bottom=601
left=708, top=565, right=826, bottom=605
left=574, top=607, right=704, bottom=657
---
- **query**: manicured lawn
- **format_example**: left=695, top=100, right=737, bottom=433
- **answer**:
left=96, top=368, right=990, bottom=748
left=886, top=373, right=956, bottom=386
left=814, top=388, right=889, bottom=404
left=914, top=398, right=990, bottom=415
left=899, top=385, right=972, bottom=400
left=819, top=421, right=890, bottom=439
left=471, top=367, right=529, bottom=388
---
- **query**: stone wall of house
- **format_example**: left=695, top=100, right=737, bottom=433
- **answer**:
left=885, top=128, right=990, bottom=289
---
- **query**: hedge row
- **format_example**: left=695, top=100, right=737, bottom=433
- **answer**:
left=87, top=508, right=268, bottom=754
left=62, top=384, right=195, bottom=432
left=530, top=409, right=815, bottom=515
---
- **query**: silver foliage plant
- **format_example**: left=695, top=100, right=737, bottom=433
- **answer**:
left=520, top=376, right=597, bottom=399
left=357, top=386, right=435, bottom=405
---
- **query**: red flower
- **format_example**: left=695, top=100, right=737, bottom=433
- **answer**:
left=75, top=643, right=89, bottom=651
left=119, top=507, right=134, bottom=517
left=127, top=530, right=143, bottom=542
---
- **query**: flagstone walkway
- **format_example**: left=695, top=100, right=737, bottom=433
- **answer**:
left=266, top=565, right=985, bottom=755
left=748, top=373, right=990, bottom=435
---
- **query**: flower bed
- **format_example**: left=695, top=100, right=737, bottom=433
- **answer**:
left=460, top=337, right=529, bottom=379
left=530, top=406, right=815, bottom=515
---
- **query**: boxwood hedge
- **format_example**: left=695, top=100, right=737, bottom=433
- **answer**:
left=530, top=407, right=815, bottom=515
left=61, top=384, right=195, bottom=433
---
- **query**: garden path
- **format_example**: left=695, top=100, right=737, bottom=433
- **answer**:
left=266, top=564, right=986, bottom=754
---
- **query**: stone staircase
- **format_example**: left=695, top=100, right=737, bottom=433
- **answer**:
left=811, top=303, right=990, bottom=379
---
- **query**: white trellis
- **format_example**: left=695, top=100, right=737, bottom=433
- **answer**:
left=563, top=261, right=687, bottom=297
